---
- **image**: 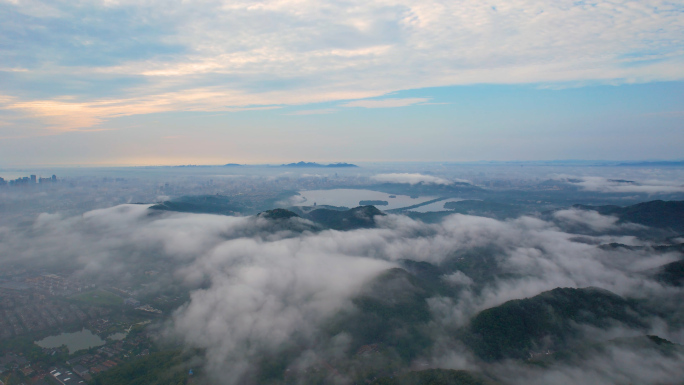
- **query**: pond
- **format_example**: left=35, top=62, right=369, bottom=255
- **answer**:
left=107, top=332, right=127, bottom=341
left=294, top=189, right=437, bottom=210
left=35, top=328, right=105, bottom=354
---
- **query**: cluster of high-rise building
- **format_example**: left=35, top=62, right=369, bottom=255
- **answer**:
left=0, top=174, right=58, bottom=186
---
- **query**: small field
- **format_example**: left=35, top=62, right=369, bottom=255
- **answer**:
left=72, top=289, right=123, bottom=306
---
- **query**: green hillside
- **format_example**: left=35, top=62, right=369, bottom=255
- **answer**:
left=463, top=287, right=648, bottom=361
left=307, top=205, right=385, bottom=230
left=573, top=200, right=684, bottom=232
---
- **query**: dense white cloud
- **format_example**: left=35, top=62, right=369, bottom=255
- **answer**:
left=172, top=239, right=393, bottom=379
left=1, top=0, right=683, bottom=130
left=1, top=204, right=683, bottom=383
left=552, top=208, right=622, bottom=232
left=372, top=172, right=452, bottom=184
left=441, top=271, right=474, bottom=287
left=564, top=176, right=684, bottom=194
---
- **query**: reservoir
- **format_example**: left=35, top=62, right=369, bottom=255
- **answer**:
left=35, top=328, right=105, bottom=354
left=408, top=198, right=465, bottom=213
left=295, top=189, right=436, bottom=210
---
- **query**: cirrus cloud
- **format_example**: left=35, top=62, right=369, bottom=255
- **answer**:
left=340, top=98, right=430, bottom=108
left=1, top=0, right=683, bottom=130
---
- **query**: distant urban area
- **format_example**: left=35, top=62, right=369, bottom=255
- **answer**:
left=0, top=175, right=58, bottom=186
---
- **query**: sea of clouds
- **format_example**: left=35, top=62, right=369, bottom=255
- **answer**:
left=1, top=204, right=683, bottom=384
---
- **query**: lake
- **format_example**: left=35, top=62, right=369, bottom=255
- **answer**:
left=408, top=198, right=465, bottom=213
left=35, top=328, right=105, bottom=353
left=295, top=189, right=437, bottom=210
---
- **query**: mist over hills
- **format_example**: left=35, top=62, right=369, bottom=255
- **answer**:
left=2, top=166, right=684, bottom=385
left=150, top=195, right=241, bottom=215
left=657, top=259, right=684, bottom=287
left=151, top=193, right=684, bottom=239
left=307, top=206, right=385, bottom=230
left=463, top=287, right=650, bottom=361
left=572, top=200, right=684, bottom=232
left=3, top=0, right=684, bottom=379
left=280, top=162, right=359, bottom=168
left=253, top=206, right=385, bottom=231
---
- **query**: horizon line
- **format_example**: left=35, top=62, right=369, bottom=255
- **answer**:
left=2, top=159, right=684, bottom=170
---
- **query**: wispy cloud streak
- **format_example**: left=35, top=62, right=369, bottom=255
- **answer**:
left=0, top=0, right=682, bottom=130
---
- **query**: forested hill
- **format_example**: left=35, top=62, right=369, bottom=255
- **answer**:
left=573, top=200, right=684, bottom=232
left=463, top=287, right=649, bottom=361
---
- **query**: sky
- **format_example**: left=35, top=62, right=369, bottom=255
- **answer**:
left=0, top=0, right=683, bottom=166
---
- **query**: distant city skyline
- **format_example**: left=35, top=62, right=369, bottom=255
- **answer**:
left=1, top=0, right=683, bottom=166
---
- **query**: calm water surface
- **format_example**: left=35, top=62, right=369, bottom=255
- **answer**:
left=108, top=332, right=127, bottom=341
left=408, top=198, right=465, bottom=213
left=295, top=189, right=436, bottom=210
left=35, top=328, right=105, bottom=353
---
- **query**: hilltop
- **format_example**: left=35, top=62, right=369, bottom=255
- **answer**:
left=462, top=287, right=649, bottom=361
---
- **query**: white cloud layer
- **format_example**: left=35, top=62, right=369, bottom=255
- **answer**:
left=1, top=205, right=683, bottom=383
left=372, top=173, right=452, bottom=185
left=562, top=176, right=684, bottom=194
left=553, top=209, right=622, bottom=232
left=1, top=0, right=683, bottom=129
